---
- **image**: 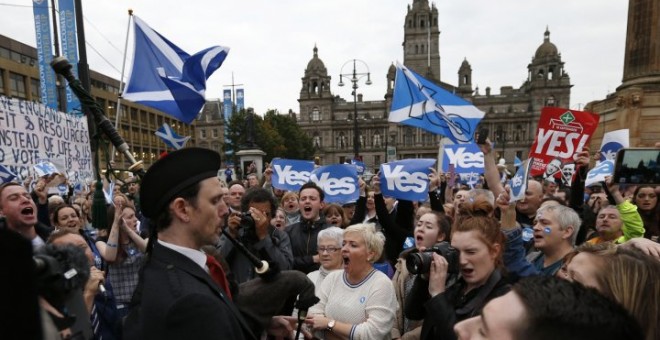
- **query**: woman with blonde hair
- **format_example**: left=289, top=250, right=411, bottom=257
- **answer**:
left=563, top=242, right=660, bottom=340
left=306, top=223, right=397, bottom=339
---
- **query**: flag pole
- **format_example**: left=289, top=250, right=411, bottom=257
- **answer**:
left=111, top=9, right=134, bottom=163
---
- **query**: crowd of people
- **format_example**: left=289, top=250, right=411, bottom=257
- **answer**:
left=1, top=140, right=659, bottom=340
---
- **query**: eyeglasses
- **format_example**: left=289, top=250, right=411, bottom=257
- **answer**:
left=318, top=246, right=340, bottom=254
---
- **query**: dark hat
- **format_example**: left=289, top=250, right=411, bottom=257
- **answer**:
left=140, top=148, right=220, bottom=219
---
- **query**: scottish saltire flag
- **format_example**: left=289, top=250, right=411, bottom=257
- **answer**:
left=509, top=158, right=533, bottom=202
left=0, top=164, right=17, bottom=184
left=310, top=164, right=359, bottom=204
left=585, top=160, right=614, bottom=187
left=379, top=159, right=436, bottom=201
left=514, top=155, right=523, bottom=167
left=389, top=63, right=485, bottom=144
left=599, top=129, right=629, bottom=161
left=351, top=159, right=366, bottom=175
left=271, top=158, right=315, bottom=192
left=122, top=16, right=230, bottom=124
left=155, top=123, right=190, bottom=150
left=33, top=161, right=59, bottom=178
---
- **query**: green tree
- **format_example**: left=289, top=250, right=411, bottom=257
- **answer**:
left=225, top=109, right=314, bottom=163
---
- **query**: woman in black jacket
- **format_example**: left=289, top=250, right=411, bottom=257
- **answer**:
left=405, top=198, right=510, bottom=340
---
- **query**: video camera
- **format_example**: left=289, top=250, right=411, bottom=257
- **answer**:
left=406, top=241, right=460, bottom=275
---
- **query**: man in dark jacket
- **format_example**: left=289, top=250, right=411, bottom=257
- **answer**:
left=0, top=181, right=52, bottom=249
left=285, top=182, right=330, bottom=274
left=123, top=148, right=256, bottom=340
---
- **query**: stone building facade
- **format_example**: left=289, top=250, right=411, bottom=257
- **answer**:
left=585, top=0, right=660, bottom=148
left=297, top=0, right=572, bottom=171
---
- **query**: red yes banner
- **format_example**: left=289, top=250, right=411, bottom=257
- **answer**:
left=528, top=107, right=600, bottom=177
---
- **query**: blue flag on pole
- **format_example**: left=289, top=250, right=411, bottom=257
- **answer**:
left=155, top=123, right=190, bottom=150
left=310, top=164, right=359, bottom=204
left=389, top=62, right=485, bottom=144
left=379, top=159, right=436, bottom=201
left=0, top=164, right=17, bottom=184
left=122, top=16, right=230, bottom=124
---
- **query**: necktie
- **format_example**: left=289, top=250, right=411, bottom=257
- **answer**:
left=91, top=303, right=102, bottom=340
left=206, top=254, right=233, bottom=300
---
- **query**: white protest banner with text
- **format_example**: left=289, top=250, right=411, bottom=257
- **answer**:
left=0, top=96, right=93, bottom=184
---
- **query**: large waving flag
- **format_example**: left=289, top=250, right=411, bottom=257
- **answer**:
left=155, top=123, right=191, bottom=150
left=122, top=16, right=230, bottom=124
left=389, top=62, right=485, bottom=144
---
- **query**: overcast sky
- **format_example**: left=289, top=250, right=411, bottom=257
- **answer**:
left=1, top=0, right=628, bottom=116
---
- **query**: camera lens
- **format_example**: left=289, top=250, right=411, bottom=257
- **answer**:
left=406, top=252, right=432, bottom=275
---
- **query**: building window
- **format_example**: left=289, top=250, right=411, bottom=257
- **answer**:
left=212, top=129, right=218, bottom=138
left=0, top=70, right=4, bottom=93
left=9, top=72, right=26, bottom=99
left=311, top=107, right=320, bottom=121
left=339, top=156, right=346, bottom=164
left=373, top=133, right=382, bottom=148
left=404, top=128, right=414, bottom=147
left=337, top=132, right=346, bottom=149
left=374, top=155, right=381, bottom=166
left=201, top=129, right=207, bottom=138
left=313, top=135, right=321, bottom=148
left=30, top=78, right=40, bottom=101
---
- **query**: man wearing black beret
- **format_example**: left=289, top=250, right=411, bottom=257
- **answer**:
left=123, top=148, right=256, bottom=340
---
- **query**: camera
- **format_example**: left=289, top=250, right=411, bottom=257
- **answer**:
left=239, top=211, right=256, bottom=230
left=405, top=242, right=460, bottom=275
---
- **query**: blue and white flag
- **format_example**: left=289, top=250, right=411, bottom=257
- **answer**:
left=514, top=155, right=522, bottom=167
left=351, top=159, right=366, bottom=175
left=155, top=123, right=190, bottom=150
left=389, top=62, right=485, bottom=144
left=0, top=164, right=17, bottom=184
left=599, top=129, right=629, bottom=162
left=57, top=0, right=81, bottom=114
left=103, top=181, right=115, bottom=204
left=122, top=16, right=230, bottom=124
left=509, top=158, right=533, bottom=202
left=310, top=164, right=359, bottom=204
left=236, top=89, right=245, bottom=112
left=379, top=159, right=436, bottom=201
left=271, top=158, right=315, bottom=192
left=33, top=161, right=59, bottom=178
left=585, top=160, right=614, bottom=187
left=442, top=143, right=484, bottom=174
left=32, top=0, right=58, bottom=109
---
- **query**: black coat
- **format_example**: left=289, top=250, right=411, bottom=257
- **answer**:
left=406, top=270, right=510, bottom=340
left=123, top=242, right=256, bottom=340
left=285, top=217, right=329, bottom=274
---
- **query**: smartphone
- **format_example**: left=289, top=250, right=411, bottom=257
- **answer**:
left=476, top=128, right=489, bottom=145
left=612, top=148, right=660, bottom=185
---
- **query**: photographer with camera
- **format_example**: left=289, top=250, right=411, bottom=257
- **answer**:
left=391, top=210, right=451, bottom=339
left=405, top=198, right=510, bottom=340
left=219, top=187, right=293, bottom=283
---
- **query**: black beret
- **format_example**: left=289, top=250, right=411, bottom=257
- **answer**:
left=140, top=147, right=220, bottom=219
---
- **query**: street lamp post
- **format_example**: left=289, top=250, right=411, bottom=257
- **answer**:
left=339, top=59, right=371, bottom=160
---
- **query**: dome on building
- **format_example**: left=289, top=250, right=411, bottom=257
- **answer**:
left=534, top=28, right=558, bottom=59
left=305, top=45, right=328, bottom=77
left=387, top=63, right=396, bottom=78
